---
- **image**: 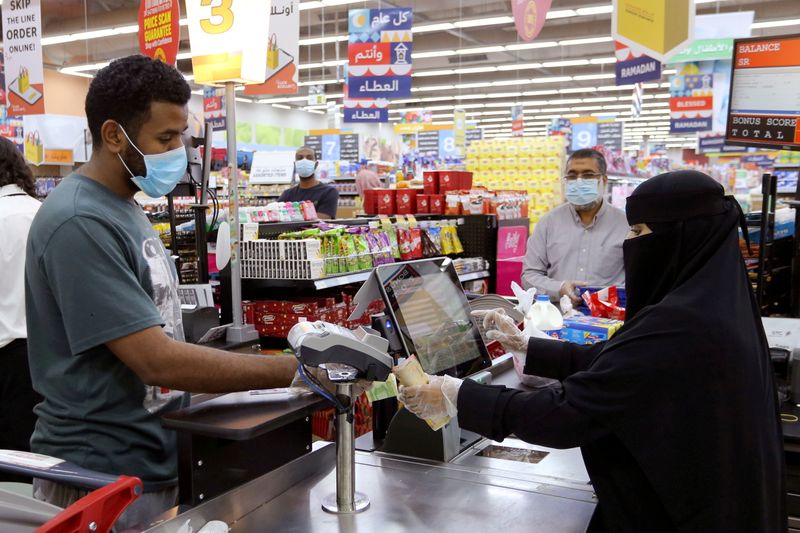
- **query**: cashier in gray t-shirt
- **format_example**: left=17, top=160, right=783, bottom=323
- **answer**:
left=522, top=149, right=629, bottom=304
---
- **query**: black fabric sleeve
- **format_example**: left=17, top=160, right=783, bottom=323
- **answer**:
left=457, top=379, right=608, bottom=449
left=525, top=338, right=605, bottom=381
left=316, top=187, right=339, bottom=218
left=277, top=188, right=291, bottom=202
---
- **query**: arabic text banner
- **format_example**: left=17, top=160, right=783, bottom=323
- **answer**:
left=244, top=0, right=300, bottom=95
left=344, top=108, right=389, bottom=123
left=203, top=87, right=226, bottom=131
left=3, top=0, right=45, bottom=115
left=345, top=7, right=413, bottom=122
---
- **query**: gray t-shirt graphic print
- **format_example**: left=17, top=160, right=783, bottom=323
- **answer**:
left=25, top=173, right=189, bottom=490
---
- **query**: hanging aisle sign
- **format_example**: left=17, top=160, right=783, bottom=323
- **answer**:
left=138, top=0, right=180, bottom=65
left=615, top=42, right=661, bottom=85
left=3, top=0, right=45, bottom=115
left=511, top=0, right=551, bottom=42
left=244, top=0, right=300, bottom=96
left=670, top=72, right=713, bottom=133
left=203, top=87, right=226, bottom=131
left=511, top=105, right=524, bottom=137
left=344, top=7, right=413, bottom=122
left=612, top=0, right=694, bottom=63
left=185, top=1, right=271, bottom=85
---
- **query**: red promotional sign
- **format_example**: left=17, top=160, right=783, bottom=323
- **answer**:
left=511, top=0, right=551, bottom=42
left=138, top=0, right=180, bottom=65
left=669, top=96, right=713, bottom=113
left=348, top=43, right=392, bottom=66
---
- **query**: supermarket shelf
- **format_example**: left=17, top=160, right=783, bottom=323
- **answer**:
left=458, top=270, right=490, bottom=282
left=242, top=268, right=490, bottom=291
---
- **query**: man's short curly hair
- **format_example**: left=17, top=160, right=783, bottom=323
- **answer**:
left=86, top=55, right=191, bottom=149
left=0, top=137, right=35, bottom=197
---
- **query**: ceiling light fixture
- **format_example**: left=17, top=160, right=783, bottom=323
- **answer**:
left=454, top=16, right=514, bottom=28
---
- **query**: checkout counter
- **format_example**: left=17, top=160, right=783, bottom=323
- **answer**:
left=145, top=258, right=597, bottom=532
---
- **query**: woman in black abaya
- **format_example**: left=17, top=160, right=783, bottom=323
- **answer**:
left=399, top=170, right=786, bottom=532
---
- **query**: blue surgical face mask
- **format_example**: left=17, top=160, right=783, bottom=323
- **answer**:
left=118, top=125, right=187, bottom=198
left=565, top=178, right=601, bottom=208
left=295, top=159, right=317, bottom=179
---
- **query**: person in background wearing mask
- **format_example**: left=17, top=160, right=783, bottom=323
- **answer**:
left=25, top=55, right=300, bottom=530
left=0, top=137, right=42, bottom=483
left=278, top=146, right=340, bottom=219
left=355, top=159, right=382, bottom=200
left=522, top=148, right=628, bottom=305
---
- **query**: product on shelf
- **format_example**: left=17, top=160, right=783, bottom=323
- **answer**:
left=242, top=294, right=384, bottom=339
left=238, top=202, right=318, bottom=223
left=240, top=216, right=472, bottom=281
left=466, top=136, right=566, bottom=229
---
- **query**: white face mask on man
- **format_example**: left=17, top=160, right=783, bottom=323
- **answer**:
left=295, top=159, right=316, bottom=179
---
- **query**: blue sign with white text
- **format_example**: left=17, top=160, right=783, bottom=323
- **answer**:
left=570, top=122, right=597, bottom=152
left=615, top=55, right=661, bottom=85
left=348, top=8, right=413, bottom=33
left=321, top=134, right=341, bottom=161
left=438, top=129, right=457, bottom=158
left=348, top=75, right=412, bottom=98
left=670, top=118, right=713, bottom=134
left=344, top=108, right=389, bottom=123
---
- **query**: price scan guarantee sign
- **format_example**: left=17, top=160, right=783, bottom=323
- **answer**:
left=138, top=0, right=181, bottom=65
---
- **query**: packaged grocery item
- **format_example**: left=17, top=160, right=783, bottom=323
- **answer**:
left=459, top=171, right=473, bottom=190
left=561, top=316, right=624, bottom=345
left=439, top=171, right=458, bottom=193
left=440, top=224, right=455, bottom=255
left=582, top=286, right=626, bottom=320
left=393, top=356, right=450, bottom=431
left=380, top=217, right=401, bottom=259
left=354, top=233, right=373, bottom=270
left=423, top=171, right=439, bottom=195
left=525, top=295, right=563, bottom=339
left=430, top=194, right=445, bottom=215
left=396, top=189, right=418, bottom=214
left=416, top=194, right=430, bottom=213
left=376, top=189, right=396, bottom=215
left=363, top=189, right=378, bottom=215
left=425, top=225, right=443, bottom=254
left=444, top=192, right=461, bottom=215
left=448, top=220, right=464, bottom=254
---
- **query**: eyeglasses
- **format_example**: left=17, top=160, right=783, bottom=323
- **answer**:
left=562, top=173, right=603, bottom=182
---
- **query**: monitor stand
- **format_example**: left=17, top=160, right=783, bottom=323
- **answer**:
left=356, top=408, right=482, bottom=462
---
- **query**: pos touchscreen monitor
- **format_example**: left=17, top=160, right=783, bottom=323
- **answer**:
left=374, top=258, right=492, bottom=378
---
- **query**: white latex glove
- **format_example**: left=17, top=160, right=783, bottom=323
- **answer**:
left=560, top=280, right=587, bottom=306
left=559, top=294, right=581, bottom=318
left=397, top=374, right=462, bottom=420
left=472, top=308, right=528, bottom=355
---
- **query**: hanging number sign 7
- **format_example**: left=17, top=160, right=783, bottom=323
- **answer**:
left=185, top=0, right=270, bottom=84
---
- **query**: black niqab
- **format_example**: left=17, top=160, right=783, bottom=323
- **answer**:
left=564, top=170, right=785, bottom=531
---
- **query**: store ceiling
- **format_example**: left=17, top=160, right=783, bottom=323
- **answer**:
left=24, top=0, right=800, bottom=148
